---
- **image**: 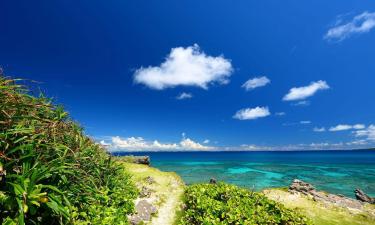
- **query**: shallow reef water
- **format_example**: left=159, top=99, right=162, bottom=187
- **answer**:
left=117, top=150, right=375, bottom=198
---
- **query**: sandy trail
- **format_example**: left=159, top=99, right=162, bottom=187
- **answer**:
left=150, top=178, right=184, bottom=225
left=124, top=163, right=184, bottom=225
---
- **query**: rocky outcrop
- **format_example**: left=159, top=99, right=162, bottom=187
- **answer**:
left=289, top=179, right=315, bottom=194
left=355, top=189, right=375, bottom=204
left=129, top=200, right=157, bottom=225
left=288, top=179, right=364, bottom=210
left=139, top=186, right=153, bottom=198
left=209, top=178, right=217, bottom=184
left=145, top=176, right=155, bottom=184
left=133, top=156, right=150, bottom=165
left=121, top=155, right=151, bottom=165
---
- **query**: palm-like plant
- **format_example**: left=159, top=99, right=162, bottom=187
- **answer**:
left=0, top=73, right=137, bottom=224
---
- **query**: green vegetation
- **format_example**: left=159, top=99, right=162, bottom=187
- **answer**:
left=179, top=182, right=311, bottom=225
left=264, top=189, right=375, bottom=225
left=0, top=76, right=137, bottom=224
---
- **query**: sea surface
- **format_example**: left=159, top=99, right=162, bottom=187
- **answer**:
left=115, top=150, right=375, bottom=198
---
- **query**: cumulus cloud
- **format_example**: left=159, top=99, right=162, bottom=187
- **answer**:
left=313, top=127, right=326, bottom=132
left=353, top=124, right=365, bottom=130
left=242, top=76, right=270, bottom=91
left=325, top=11, right=375, bottom=41
left=105, top=135, right=213, bottom=151
left=329, top=124, right=353, bottom=131
left=134, top=44, right=233, bottom=90
left=233, top=106, right=270, bottom=120
left=283, top=80, right=330, bottom=101
left=354, top=125, right=375, bottom=141
left=100, top=140, right=111, bottom=146
left=180, top=138, right=211, bottom=150
left=176, top=92, right=193, bottom=100
left=346, top=139, right=368, bottom=145
left=203, top=139, right=210, bottom=144
left=329, top=124, right=365, bottom=132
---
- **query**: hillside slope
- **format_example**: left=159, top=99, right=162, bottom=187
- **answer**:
left=0, top=75, right=138, bottom=224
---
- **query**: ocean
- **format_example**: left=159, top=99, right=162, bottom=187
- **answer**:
left=115, top=150, right=375, bottom=198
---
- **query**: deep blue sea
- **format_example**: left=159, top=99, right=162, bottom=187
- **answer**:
left=115, top=150, right=375, bottom=198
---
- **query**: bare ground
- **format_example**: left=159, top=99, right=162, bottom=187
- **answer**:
left=124, top=162, right=185, bottom=225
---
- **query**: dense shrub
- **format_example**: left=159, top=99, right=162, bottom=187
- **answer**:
left=179, top=183, right=312, bottom=225
left=0, top=75, right=137, bottom=224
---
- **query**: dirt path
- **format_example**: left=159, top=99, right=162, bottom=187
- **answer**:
left=124, top=163, right=184, bottom=225
left=150, top=178, right=184, bottom=225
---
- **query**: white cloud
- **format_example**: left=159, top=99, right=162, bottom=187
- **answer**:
left=293, top=100, right=310, bottom=106
left=325, top=11, right=375, bottom=41
left=111, top=136, right=177, bottom=150
left=233, top=106, right=270, bottom=120
left=106, top=135, right=213, bottom=151
left=242, top=76, right=270, bottom=91
left=180, top=138, right=211, bottom=150
left=353, top=124, right=365, bottom=130
left=300, top=121, right=311, bottom=124
left=309, top=142, right=330, bottom=148
left=102, top=135, right=373, bottom=152
left=329, top=124, right=353, bottom=131
left=100, top=140, right=111, bottom=146
left=275, top=112, right=286, bottom=116
left=313, top=127, right=326, bottom=132
left=203, top=139, right=210, bottom=144
left=329, top=124, right=366, bottom=132
left=134, top=44, right=233, bottom=90
left=227, top=141, right=364, bottom=151
left=346, top=139, right=368, bottom=146
left=283, top=80, right=330, bottom=101
left=354, top=125, right=375, bottom=141
left=176, top=92, right=193, bottom=100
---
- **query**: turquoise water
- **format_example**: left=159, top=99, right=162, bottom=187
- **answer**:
left=116, top=150, right=375, bottom=198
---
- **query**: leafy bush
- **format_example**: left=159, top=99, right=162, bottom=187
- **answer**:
left=179, top=183, right=312, bottom=225
left=0, top=75, right=137, bottom=224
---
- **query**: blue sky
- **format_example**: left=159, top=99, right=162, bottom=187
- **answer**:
left=1, top=1, right=375, bottom=151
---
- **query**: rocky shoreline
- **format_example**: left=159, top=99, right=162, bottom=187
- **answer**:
left=289, top=179, right=374, bottom=211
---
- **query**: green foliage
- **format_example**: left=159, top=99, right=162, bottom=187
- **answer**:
left=179, top=183, right=312, bottom=225
left=0, top=75, right=137, bottom=224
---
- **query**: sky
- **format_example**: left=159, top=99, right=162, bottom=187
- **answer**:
left=1, top=1, right=375, bottom=151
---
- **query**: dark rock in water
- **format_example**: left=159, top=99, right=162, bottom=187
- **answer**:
left=289, top=179, right=315, bottom=194
left=134, top=156, right=150, bottom=165
left=355, top=189, right=375, bottom=204
left=129, top=200, right=157, bottom=224
left=209, top=178, right=217, bottom=184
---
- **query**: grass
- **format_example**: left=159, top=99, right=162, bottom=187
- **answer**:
left=263, top=189, right=375, bottom=225
left=0, top=75, right=138, bottom=224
